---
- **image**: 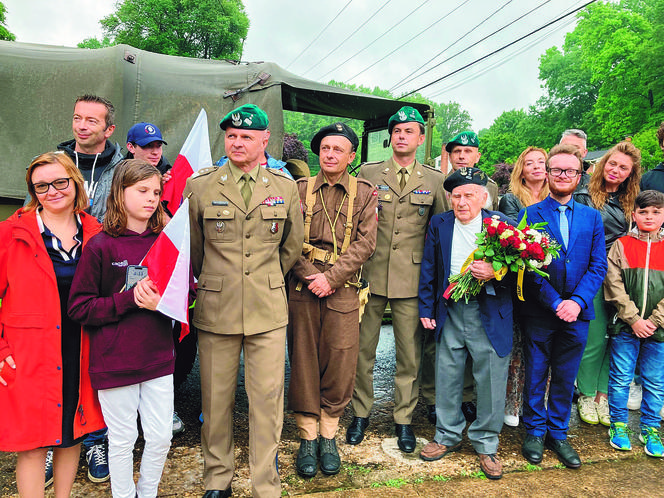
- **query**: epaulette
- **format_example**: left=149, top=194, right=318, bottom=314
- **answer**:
left=359, top=160, right=383, bottom=167
left=266, top=167, right=295, bottom=181
left=190, top=166, right=218, bottom=179
left=421, top=163, right=445, bottom=176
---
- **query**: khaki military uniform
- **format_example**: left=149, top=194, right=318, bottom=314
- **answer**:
left=185, top=162, right=303, bottom=497
left=287, top=171, right=377, bottom=422
left=353, top=158, right=445, bottom=424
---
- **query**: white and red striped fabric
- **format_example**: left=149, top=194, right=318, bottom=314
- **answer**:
left=141, top=198, right=191, bottom=340
left=162, top=109, right=212, bottom=214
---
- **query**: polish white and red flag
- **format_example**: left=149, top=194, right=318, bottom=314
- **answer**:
left=162, top=108, right=212, bottom=214
left=141, top=198, right=192, bottom=341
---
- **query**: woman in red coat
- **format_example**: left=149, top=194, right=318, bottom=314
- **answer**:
left=0, top=152, right=105, bottom=497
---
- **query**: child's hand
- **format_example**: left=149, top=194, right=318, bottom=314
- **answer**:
left=631, top=318, right=656, bottom=338
left=133, top=277, right=161, bottom=311
left=0, top=355, right=16, bottom=387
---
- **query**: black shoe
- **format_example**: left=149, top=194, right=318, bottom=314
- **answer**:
left=426, top=404, right=436, bottom=425
left=395, top=424, right=416, bottom=453
left=296, top=438, right=319, bottom=478
left=545, top=434, right=581, bottom=468
left=522, top=434, right=544, bottom=464
left=346, top=416, right=369, bottom=445
left=318, top=436, right=341, bottom=475
left=202, top=489, right=232, bottom=498
left=461, top=401, right=477, bottom=423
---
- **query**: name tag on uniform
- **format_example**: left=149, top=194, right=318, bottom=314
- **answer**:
left=377, top=185, right=390, bottom=191
left=212, top=201, right=229, bottom=206
left=413, top=189, right=431, bottom=195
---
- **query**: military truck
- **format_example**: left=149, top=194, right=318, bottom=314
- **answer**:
left=0, top=41, right=434, bottom=220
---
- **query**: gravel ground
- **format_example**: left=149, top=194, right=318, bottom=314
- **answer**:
left=1, top=325, right=661, bottom=497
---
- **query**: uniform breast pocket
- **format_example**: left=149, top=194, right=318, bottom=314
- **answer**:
left=203, top=206, right=236, bottom=243
left=260, top=205, right=287, bottom=243
left=377, top=190, right=393, bottom=220
left=410, top=193, right=434, bottom=223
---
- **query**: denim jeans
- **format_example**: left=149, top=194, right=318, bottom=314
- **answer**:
left=608, top=330, right=664, bottom=428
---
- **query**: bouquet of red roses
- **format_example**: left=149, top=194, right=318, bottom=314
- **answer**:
left=444, top=214, right=561, bottom=303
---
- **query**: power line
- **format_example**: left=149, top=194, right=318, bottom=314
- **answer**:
left=344, top=0, right=473, bottom=83
left=399, top=0, right=598, bottom=99
left=427, top=17, right=576, bottom=100
left=301, top=0, right=394, bottom=78
left=285, top=0, right=354, bottom=70
left=316, top=0, right=431, bottom=81
left=390, top=0, right=552, bottom=93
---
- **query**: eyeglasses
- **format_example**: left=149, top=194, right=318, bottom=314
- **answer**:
left=547, top=168, right=580, bottom=178
left=33, top=178, right=71, bottom=194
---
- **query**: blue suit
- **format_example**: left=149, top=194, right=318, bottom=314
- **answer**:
left=419, top=209, right=514, bottom=453
left=518, top=196, right=607, bottom=439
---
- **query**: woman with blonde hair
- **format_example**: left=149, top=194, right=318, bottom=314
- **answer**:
left=499, top=146, right=549, bottom=219
left=574, top=141, right=642, bottom=426
left=498, top=146, right=548, bottom=426
left=0, top=152, right=105, bottom=497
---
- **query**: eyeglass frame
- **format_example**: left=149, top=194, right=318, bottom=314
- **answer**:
left=546, top=167, right=581, bottom=178
left=32, top=177, right=72, bottom=194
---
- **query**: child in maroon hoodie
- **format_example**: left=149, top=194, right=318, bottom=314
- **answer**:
left=69, top=159, right=174, bottom=498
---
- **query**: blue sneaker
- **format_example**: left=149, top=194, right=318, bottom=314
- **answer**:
left=44, top=448, right=54, bottom=488
left=86, top=443, right=110, bottom=482
left=609, top=422, right=631, bottom=451
left=639, top=426, right=663, bottom=457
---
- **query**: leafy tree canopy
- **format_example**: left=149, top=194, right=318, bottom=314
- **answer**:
left=80, top=0, right=249, bottom=60
left=0, top=2, right=16, bottom=41
left=479, top=0, right=664, bottom=172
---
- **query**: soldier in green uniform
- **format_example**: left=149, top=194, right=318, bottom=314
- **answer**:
left=185, top=104, right=304, bottom=498
left=348, top=106, right=446, bottom=453
left=287, top=122, right=377, bottom=478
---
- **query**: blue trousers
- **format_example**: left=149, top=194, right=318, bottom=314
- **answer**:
left=608, top=331, right=664, bottom=428
left=522, top=318, right=589, bottom=439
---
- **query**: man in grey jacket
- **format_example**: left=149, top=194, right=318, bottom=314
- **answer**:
left=56, top=94, right=123, bottom=221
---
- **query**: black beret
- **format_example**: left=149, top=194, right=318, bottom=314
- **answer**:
left=310, top=122, right=359, bottom=155
left=443, top=167, right=488, bottom=192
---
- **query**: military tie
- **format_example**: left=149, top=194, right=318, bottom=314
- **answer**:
left=240, top=173, right=252, bottom=208
left=399, top=167, right=408, bottom=191
left=558, top=205, right=569, bottom=248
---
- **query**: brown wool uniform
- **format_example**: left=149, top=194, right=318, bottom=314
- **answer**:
left=185, top=162, right=303, bottom=497
left=287, top=170, right=377, bottom=419
left=353, top=158, right=445, bottom=423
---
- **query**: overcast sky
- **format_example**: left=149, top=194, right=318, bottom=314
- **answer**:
left=3, top=0, right=587, bottom=131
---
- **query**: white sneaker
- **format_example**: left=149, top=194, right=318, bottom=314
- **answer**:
left=578, top=395, right=599, bottom=424
left=628, top=382, right=642, bottom=410
left=596, top=397, right=610, bottom=426
left=504, top=413, right=519, bottom=427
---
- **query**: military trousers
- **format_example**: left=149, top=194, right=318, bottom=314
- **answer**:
left=287, top=283, right=360, bottom=419
left=352, top=294, right=423, bottom=424
left=199, top=328, right=286, bottom=498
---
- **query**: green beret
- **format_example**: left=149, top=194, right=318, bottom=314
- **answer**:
left=388, top=106, right=425, bottom=134
left=443, top=167, right=488, bottom=193
left=445, top=131, right=479, bottom=152
left=310, top=122, right=359, bottom=155
left=219, top=104, right=269, bottom=130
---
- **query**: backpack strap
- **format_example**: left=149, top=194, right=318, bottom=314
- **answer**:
left=340, top=175, right=357, bottom=254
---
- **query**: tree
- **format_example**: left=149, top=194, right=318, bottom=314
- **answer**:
left=78, top=37, right=113, bottom=49
left=86, top=0, right=249, bottom=60
left=0, top=2, right=16, bottom=41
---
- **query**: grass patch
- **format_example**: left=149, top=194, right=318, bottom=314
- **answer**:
left=523, top=463, right=542, bottom=471
left=370, top=477, right=408, bottom=488
left=432, top=475, right=451, bottom=482
left=342, top=463, right=374, bottom=477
